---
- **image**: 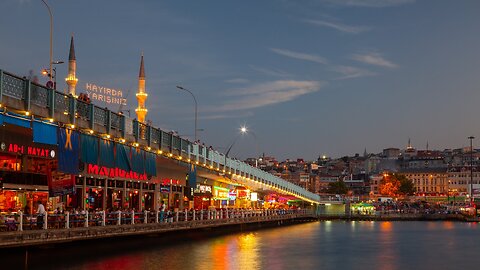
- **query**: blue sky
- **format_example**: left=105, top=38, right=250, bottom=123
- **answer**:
left=1, top=0, right=480, bottom=160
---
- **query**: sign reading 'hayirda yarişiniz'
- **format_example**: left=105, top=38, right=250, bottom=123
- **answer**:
left=84, top=83, right=127, bottom=106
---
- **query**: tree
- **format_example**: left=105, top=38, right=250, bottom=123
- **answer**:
left=398, top=175, right=415, bottom=196
left=379, top=173, right=400, bottom=197
left=379, top=173, right=415, bottom=197
left=327, top=180, right=349, bottom=194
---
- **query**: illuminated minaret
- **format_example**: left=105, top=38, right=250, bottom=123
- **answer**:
left=135, top=53, right=148, bottom=123
left=65, top=35, right=78, bottom=96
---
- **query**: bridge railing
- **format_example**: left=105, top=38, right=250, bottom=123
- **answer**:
left=0, top=209, right=313, bottom=232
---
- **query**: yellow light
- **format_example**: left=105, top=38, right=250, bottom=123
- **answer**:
left=120, top=138, right=126, bottom=143
left=147, top=147, right=151, bottom=151
left=70, top=124, right=75, bottom=129
left=49, top=118, right=54, bottom=123
left=106, top=134, right=111, bottom=139
left=210, top=165, right=213, bottom=169
left=196, top=161, right=199, bottom=165
left=63, top=111, right=69, bottom=115
left=158, top=150, right=163, bottom=154
left=134, top=143, right=139, bottom=147
left=178, top=156, right=182, bottom=160
left=187, top=159, right=191, bottom=162
left=169, top=153, right=173, bottom=157
left=89, top=130, right=94, bottom=134
left=25, top=111, right=30, bottom=116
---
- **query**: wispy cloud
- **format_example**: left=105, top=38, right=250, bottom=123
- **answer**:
left=206, top=80, right=323, bottom=112
left=351, top=52, right=398, bottom=68
left=304, top=19, right=371, bottom=34
left=270, top=48, right=328, bottom=64
left=332, top=65, right=376, bottom=80
left=225, top=78, right=250, bottom=84
left=201, top=111, right=255, bottom=120
left=250, top=65, right=291, bottom=77
left=322, top=0, right=415, bottom=7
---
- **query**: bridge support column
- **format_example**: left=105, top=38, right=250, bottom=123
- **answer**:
left=185, top=209, right=188, bottom=221
left=102, top=211, right=106, bottom=226
left=220, top=209, right=223, bottom=219
left=207, top=210, right=210, bottom=220
left=131, top=210, right=135, bottom=225
left=193, top=210, right=196, bottom=221
left=18, top=211, right=23, bottom=231
left=176, top=211, right=179, bottom=222
left=84, top=212, right=88, bottom=228
left=66, top=212, right=70, bottom=229
left=155, top=211, right=159, bottom=223
left=117, top=211, right=121, bottom=225
left=144, top=210, right=148, bottom=224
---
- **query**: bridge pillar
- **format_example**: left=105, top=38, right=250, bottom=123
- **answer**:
left=18, top=211, right=23, bottom=232
left=175, top=211, right=179, bottom=222
left=84, top=212, right=88, bottom=228
left=66, top=212, right=70, bottom=229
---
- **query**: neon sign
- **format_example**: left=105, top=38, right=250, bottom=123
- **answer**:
left=1, top=142, right=55, bottom=158
left=85, top=83, right=127, bottom=106
left=86, top=163, right=147, bottom=181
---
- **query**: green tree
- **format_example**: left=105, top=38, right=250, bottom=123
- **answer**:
left=398, top=174, right=415, bottom=195
left=327, top=180, right=349, bottom=194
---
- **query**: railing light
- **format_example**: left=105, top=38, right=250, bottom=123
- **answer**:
left=70, top=124, right=75, bottom=129
left=89, top=130, right=94, bottom=134
left=25, top=111, right=30, bottom=116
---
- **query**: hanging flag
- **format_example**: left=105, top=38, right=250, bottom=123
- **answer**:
left=57, top=127, right=80, bottom=174
left=188, top=164, right=197, bottom=187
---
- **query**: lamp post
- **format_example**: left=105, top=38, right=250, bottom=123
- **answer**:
left=41, top=61, right=63, bottom=90
left=176, top=86, right=198, bottom=142
left=468, top=136, right=475, bottom=205
left=41, top=0, right=53, bottom=83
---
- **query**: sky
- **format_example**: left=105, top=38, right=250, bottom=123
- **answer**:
left=1, top=0, right=480, bottom=161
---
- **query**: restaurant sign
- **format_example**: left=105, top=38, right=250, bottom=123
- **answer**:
left=0, top=142, right=56, bottom=159
left=86, top=163, right=147, bottom=181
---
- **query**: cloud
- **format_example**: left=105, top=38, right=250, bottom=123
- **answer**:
left=322, top=0, right=415, bottom=7
left=206, top=80, right=323, bottom=112
left=201, top=111, right=255, bottom=120
left=250, top=65, right=291, bottom=77
left=270, top=48, right=328, bottom=64
left=304, top=19, right=371, bottom=34
left=351, top=52, right=398, bottom=68
left=332, top=65, right=376, bottom=79
left=225, top=78, right=250, bottom=84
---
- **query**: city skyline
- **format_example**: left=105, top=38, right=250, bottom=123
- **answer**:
left=1, top=0, right=480, bottom=160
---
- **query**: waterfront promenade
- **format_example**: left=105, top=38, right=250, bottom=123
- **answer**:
left=0, top=209, right=315, bottom=248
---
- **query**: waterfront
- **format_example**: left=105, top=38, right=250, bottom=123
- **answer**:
left=2, top=220, right=479, bottom=269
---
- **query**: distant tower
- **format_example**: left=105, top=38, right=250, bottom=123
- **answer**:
left=135, top=53, right=148, bottom=123
left=65, top=35, right=78, bottom=96
left=407, top=138, right=413, bottom=150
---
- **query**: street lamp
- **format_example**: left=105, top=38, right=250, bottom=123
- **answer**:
left=468, top=136, right=475, bottom=205
left=41, top=0, right=53, bottom=83
left=176, top=86, right=198, bottom=142
left=41, top=61, right=63, bottom=89
left=237, top=126, right=260, bottom=167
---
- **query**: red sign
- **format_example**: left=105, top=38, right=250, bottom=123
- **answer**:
left=2, top=143, right=55, bottom=158
left=86, top=163, right=147, bottom=181
left=161, top=178, right=181, bottom=185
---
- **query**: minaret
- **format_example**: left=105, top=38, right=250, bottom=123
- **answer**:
left=135, top=53, right=148, bottom=123
left=65, top=35, right=78, bottom=96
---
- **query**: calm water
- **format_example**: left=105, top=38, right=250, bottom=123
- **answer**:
left=4, top=221, right=480, bottom=269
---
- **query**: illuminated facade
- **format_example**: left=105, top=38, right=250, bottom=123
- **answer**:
left=65, top=35, right=78, bottom=96
left=135, top=54, right=148, bottom=123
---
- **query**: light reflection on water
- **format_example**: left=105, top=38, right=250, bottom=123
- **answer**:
left=15, top=221, right=480, bottom=270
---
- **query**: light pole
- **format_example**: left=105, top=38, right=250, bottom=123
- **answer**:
left=176, top=86, right=198, bottom=142
left=41, top=0, right=53, bottom=83
left=468, top=136, right=475, bottom=205
left=41, top=61, right=63, bottom=90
